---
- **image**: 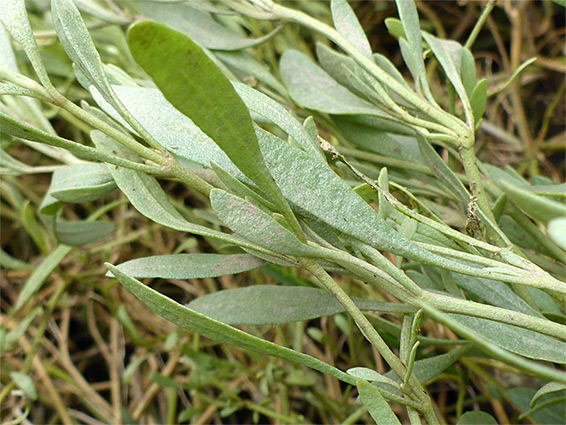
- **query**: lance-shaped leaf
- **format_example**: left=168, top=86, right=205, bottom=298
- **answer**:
left=331, top=0, right=372, bottom=59
left=109, top=253, right=265, bottom=279
left=106, top=264, right=357, bottom=386
left=48, top=163, right=116, bottom=203
left=136, top=1, right=280, bottom=51
left=127, top=21, right=299, bottom=235
left=357, top=379, right=403, bottom=425
left=0, top=0, right=52, bottom=89
left=394, top=0, right=434, bottom=102
left=210, top=189, right=315, bottom=256
left=188, top=286, right=416, bottom=325
left=422, top=31, right=473, bottom=122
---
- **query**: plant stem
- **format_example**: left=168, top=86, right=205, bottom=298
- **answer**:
left=464, top=0, right=496, bottom=50
left=304, top=260, right=431, bottom=406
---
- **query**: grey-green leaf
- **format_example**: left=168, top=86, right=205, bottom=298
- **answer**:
left=136, top=1, right=279, bottom=51
left=457, top=411, right=498, bottom=425
left=106, top=264, right=357, bottom=386
left=188, top=286, right=415, bottom=325
left=499, top=179, right=566, bottom=224
left=394, top=0, right=434, bottom=100
left=531, top=382, right=566, bottom=408
left=109, top=254, right=265, bottom=279
left=0, top=0, right=52, bottom=88
left=280, top=50, right=394, bottom=119
left=422, top=31, right=472, bottom=119
left=470, top=79, right=487, bottom=124
left=210, top=189, right=314, bottom=256
left=14, top=245, right=72, bottom=310
left=48, top=163, right=116, bottom=203
left=450, top=314, right=566, bottom=364
left=357, top=379, right=403, bottom=425
left=127, top=21, right=293, bottom=225
left=257, top=129, right=430, bottom=260
left=54, top=220, right=115, bottom=246
left=331, top=0, right=372, bottom=59
left=416, top=133, right=469, bottom=202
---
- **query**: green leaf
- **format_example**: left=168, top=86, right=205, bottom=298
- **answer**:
left=127, top=21, right=296, bottom=232
left=10, top=371, right=38, bottom=401
left=331, top=0, right=372, bottom=59
left=531, top=382, right=566, bottom=408
left=499, top=179, right=566, bottom=224
left=14, top=245, right=72, bottom=310
left=470, top=79, right=487, bottom=124
left=416, top=133, right=469, bottom=201
left=93, top=85, right=241, bottom=177
left=373, top=53, right=412, bottom=90
left=357, top=379, right=402, bottom=425
left=48, top=163, right=116, bottom=203
left=215, top=50, right=286, bottom=94
left=54, top=219, right=115, bottom=246
left=188, top=286, right=415, bottom=325
left=136, top=2, right=279, bottom=51
left=394, top=0, right=434, bottom=101
left=109, top=253, right=265, bottom=279
left=210, top=189, right=314, bottom=256
left=547, top=218, right=566, bottom=250
left=422, top=32, right=472, bottom=118
left=508, top=387, right=565, bottom=425
left=106, top=264, right=357, bottom=386
left=316, top=42, right=359, bottom=89
left=384, top=18, right=405, bottom=40
left=232, top=82, right=324, bottom=161
left=461, top=48, right=477, bottom=98
left=347, top=368, right=401, bottom=388
left=0, top=24, right=19, bottom=72
left=457, top=411, right=498, bottom=425
left=448, top=271, right=541, bottom=317
left=280, top=50, right=395, bottom=119
left=0, top=0, right=52, bottom=89
left=385, top=346, right=471, bottom=384
left=450, top=314, right=566, bottom=364
left=51, top=0, right=114, bottom=105
left=257, top=129, right=430, bottom=260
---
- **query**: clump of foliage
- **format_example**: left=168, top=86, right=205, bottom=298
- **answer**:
left=1, top=0, right=565, bottom=424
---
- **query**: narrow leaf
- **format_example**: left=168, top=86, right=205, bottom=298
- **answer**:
left=10, top=371, right=38, bottom=401
left=422, top=31, right=472, bottom=120
left=15, top=245, right=72, bottom=310
left=232, top=82, right=324, bottom=161
left=499, top=179, right=566, bottom=224
left=0, top=0, right=52, bottom=88
left=531, top=382, right=566, bottom=408
left=394, top=0, right=434, bottom=101
left=457, top=411, right=498, bottom=425
left=210, top=189, right=314, bottom=256
left=331, top=0, right=372, bottom=59
left=357, top=379, right=403, bottom=425
left=280, top=50, right=396, bottom=120
left=54, top=220, right=115, bottom=246
left=188, top=286, right=415, bottom=325
left=106, top=264, right=357, bottom=386
left=470, top=79, right=487, bottom=124
left=109, top=254, right=265, bottom=279
left=461, top=48, right=477, bottom=98
left=416, top=133, right=469, bottom=202
left=137, top=2, right=279, bottom=51
left=450, top=314, right=566, bottom=364
left=257, top=129, right=430, bottom=261
left=127, top=21, right=293, bottom=225
left=48, top=163, right=116, bottom=203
